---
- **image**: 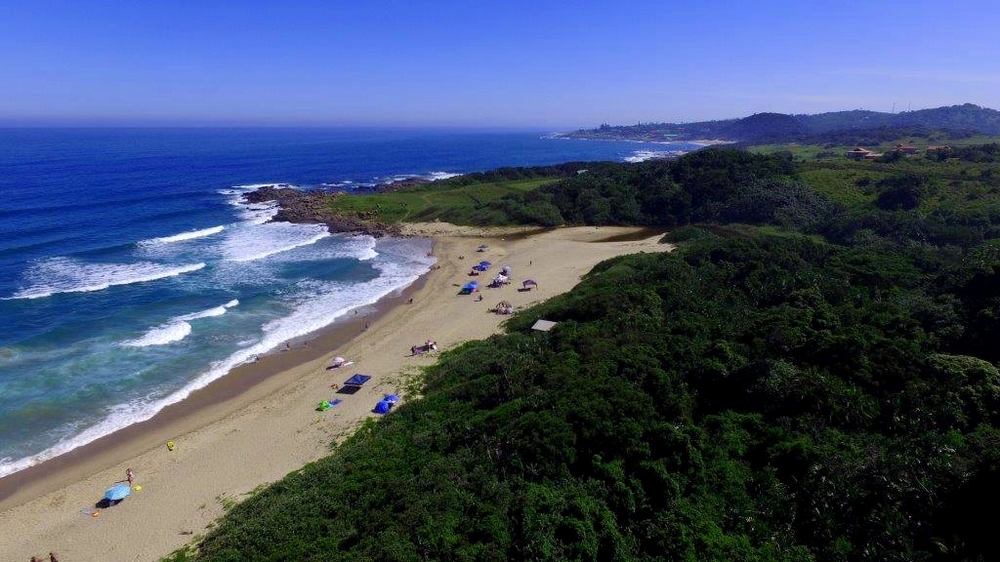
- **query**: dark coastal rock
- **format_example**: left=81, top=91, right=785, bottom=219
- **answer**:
left=242, top=187, right=402, bottom=237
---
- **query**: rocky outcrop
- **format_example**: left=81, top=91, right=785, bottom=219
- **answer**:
left=243, top=187, right=402, bottom=237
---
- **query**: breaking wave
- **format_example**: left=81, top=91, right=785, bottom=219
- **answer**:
left=122, top=299, right=239, bottom=348
left=5, top=259, right=206, bottom=300
left=140, top=225, right=225, bottom=245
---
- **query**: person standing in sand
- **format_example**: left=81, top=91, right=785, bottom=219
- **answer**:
left=125, top=467, right=134, bottom=487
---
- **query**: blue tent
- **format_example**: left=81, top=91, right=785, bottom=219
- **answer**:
left=344, top=373, right=371, bottom=386
left=460, top=281, right=478, bottom=295
left=373, top=400, right=391, bottom=414
left=105, top=484, right=131, bottom=501
left=384, top=393, right=400, bottom=404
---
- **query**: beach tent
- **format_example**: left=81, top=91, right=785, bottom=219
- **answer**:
left=384, top=393, right=400, bottom=404
left=522, top=279, right=538, bottom=289
left=338, top=373, right=372, bottom=395
left=104, top=484, right=131, bottom=502
left=460, top=281, right=479, bottom=295
left=373, top=400, right=391, bottom=414
left=344, top=373, right=371, bottom=386
left=501, top=266, right=511, bottom=275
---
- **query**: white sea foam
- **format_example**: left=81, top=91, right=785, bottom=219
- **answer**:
left=286, top=234, right=379, bottom=262
left=140, top=225, right=225, bottom=245
left=122, top=299, right=239, bottom=348
left=221, top=222, right=330, bottom=262
left=623, top=150, right=687, bottom=163
left=0, top=241, right=435, bottom=478
left=427, top=171, right=461, bottom=181
left=5, top=259, right=206, bottom=300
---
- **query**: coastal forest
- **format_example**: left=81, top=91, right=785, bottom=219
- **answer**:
left=168, top=143, right=1000, bottom=561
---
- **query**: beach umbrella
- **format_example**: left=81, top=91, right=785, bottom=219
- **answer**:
left=104, top=484, right=131, bottom=501
left=523, top=279, right=537, bottom=287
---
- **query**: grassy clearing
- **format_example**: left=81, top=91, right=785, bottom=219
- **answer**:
left=326, top=177, right=556, bottom=224
left=751, top=134, right=1000, bottom=163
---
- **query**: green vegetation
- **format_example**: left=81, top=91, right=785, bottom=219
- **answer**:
left=326, top=177, right=555, bottom=223
left=167, top=142, right=1000, bottom=561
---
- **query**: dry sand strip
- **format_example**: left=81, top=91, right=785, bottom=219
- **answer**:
left=0, top=225, right=672, bottom=561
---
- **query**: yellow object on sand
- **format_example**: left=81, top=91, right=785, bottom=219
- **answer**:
left=134, top=485, right=142, bottom=492
left=166, top=441, right=175, bottom=451
left=92, top=512, right=100, bottom=517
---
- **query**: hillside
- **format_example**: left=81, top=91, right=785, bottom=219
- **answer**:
left=559, top=103, right=1000, bottom=144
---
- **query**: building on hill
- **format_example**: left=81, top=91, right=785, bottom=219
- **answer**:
left=846, top=147, right=883, bottom=160
left=891, top=143, right=920, bottom=154
left=847, top=147, right=874, bottom=159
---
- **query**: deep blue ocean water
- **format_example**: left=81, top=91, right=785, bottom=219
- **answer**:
left=0, top=128, right=698, bottom=476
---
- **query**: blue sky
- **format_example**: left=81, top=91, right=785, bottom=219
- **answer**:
left=2, top=1, right=998, bottom=128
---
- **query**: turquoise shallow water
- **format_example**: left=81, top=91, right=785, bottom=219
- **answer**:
left=0, top=128, right=697, bottom=476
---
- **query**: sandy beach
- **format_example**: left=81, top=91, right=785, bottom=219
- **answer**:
left=0, top=225, right=672, bottom=561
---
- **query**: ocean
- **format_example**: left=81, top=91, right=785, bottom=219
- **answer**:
left=0, top=128, right=699, bottom=477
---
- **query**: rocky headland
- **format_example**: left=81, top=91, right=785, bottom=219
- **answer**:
left=242, top=179, right=434, bottom=237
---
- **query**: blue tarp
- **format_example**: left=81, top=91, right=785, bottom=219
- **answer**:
left=373, top=400, right=391, bottom=414
left=479, top=261, right=491, bottom=266
left=344, top=373, right=372, bottom=386
left=317, top=398, right=343, bottom=411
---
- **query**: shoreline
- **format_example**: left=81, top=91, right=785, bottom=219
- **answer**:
left=0, top=268, right=429, bottom=509
left=0, top=225, right=673, bottom=561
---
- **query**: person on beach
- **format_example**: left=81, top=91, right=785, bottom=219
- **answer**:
left=407, top=298, right=413, bottom=304
left=49, top=554, right=60, bottom=562
left=126, top=467, right=134, bottom=487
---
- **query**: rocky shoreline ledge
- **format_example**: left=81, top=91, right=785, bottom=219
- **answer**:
left=242, top=179, right=431, bottom=237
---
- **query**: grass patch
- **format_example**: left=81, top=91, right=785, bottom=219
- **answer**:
left=326, top=177, right=556, bottom=225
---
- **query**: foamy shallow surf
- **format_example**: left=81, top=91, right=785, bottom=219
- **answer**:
left=623, top=149, right=687, bottom=163
left=5, top=259, right=206, bottom=300
left=0, top=238, right=434, bottom=478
